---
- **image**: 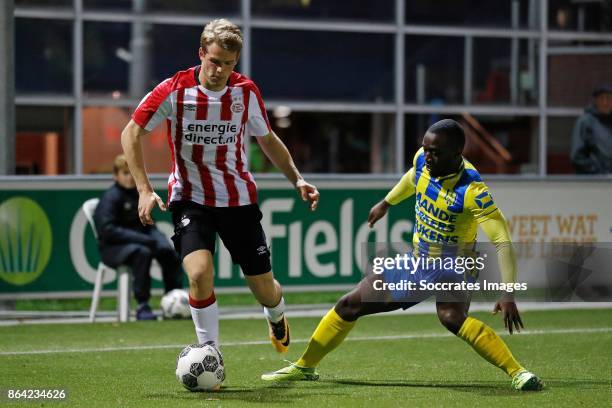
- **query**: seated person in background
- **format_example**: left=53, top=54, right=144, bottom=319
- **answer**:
left=571, top=83, right=612, bottom=174
left=94, top=154, right=183, bottom=320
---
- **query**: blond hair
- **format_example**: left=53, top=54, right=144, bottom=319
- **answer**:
left=112, top=154, right=129, bottom=175
left=200, top=19, right=243, bottom=53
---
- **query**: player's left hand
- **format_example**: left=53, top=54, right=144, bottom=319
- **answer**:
left=296, top=179, right=320, bottom=211
left=492, top=294, right=524, bottom=335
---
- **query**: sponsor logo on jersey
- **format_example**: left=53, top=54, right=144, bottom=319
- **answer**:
left=416, top=192, right=458, bottom=221
left=187, top=123, right=238, bottom=135
left=183, top=122, right=239, bottom=145
left=184, top=133, right=236, bottom=145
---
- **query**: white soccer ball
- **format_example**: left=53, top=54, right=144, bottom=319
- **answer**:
left=176, top=343, right=225, bottom=391
left=161, top=289, right=190, bottom=319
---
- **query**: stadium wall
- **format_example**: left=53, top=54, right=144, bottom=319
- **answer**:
left=0, top=178, right=610, bottom=299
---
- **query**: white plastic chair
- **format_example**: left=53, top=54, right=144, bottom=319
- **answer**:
left=82, top=198, right=131, bottom=323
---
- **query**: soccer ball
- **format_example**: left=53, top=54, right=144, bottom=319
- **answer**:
left=176, top=343, right=225, bottom=391
left=161, top=289, right=190, bottom=319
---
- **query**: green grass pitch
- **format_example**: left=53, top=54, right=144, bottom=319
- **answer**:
left=0, top=308, right=610, bottom=407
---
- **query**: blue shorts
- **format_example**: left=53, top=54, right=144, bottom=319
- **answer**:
left=380, top=253, right=478, bottom=303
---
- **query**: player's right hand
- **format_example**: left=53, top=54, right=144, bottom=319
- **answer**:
left=138, top=190, right=166, bottom=226
left=367, top=200, right=391, bottom=228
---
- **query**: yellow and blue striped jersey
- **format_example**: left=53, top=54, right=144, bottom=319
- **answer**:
left=386, top=148, right=499, bottom=254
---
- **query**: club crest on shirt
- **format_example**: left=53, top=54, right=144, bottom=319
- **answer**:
left=444, top=191, right=457, bottom=208
left=231, top=95, right=244, bottom=113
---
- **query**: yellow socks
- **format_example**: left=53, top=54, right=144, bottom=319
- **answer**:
left=295, top=310, right=524, bottom=376
left=296, top=308, right=356, bottom=368
left=458, top=316, right=524, bottom=377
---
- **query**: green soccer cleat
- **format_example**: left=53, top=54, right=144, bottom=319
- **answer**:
left=511, top=370, right=544, bottom=391
left=261, top=361, right=320, bottom=382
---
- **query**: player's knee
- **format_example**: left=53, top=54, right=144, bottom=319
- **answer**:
left=335, top=292, right=362, bottom=321
left=185, top=260, right=213, bottom=286
left=187, top=275, right=213, bottom=301
left=188, top=269, right=211, bottom=286
left=437, top=308, right=467, bottom=334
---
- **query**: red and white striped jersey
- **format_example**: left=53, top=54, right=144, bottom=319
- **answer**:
left=132, top=66, right=272, bottom=207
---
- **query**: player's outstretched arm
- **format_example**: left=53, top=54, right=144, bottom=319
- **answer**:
left=386, top=168, right=416, bottom=205
left=368, top=200, right=390, bottom=228
left=480, top=211, right=523, bottom=334
left=257, top=131, right=320, bottom=211
left=368, top=168, right=416, bottom=228
left=121, top=119, right=166, bottom=225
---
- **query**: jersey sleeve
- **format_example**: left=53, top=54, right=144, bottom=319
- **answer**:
left=246, top=85, right=272, bottom=137
left=465, top=181, right=499, bottom=222
left=132, top=78, right=173, bottom=131
left=385, top=167, right=416, bottom=205
left=479, top=210, right=517, bottom=283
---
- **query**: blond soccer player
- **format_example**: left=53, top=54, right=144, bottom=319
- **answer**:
left=122, top=19, right=319, bottom=354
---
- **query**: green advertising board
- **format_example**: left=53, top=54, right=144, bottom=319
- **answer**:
left=0, top=179, right=415, bottom=298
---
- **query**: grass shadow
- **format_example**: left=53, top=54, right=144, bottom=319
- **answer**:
left=535, top=377, right=611, bottom=389
left=145, top=383, right=346, bottom=404
left=144, top=376, right=612, bottom=403
left=326, top=379, right=529, bottom=397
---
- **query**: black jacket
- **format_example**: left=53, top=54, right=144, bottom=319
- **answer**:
left=93, top=183, right=157, bottom=266
left=571, top=106, right=612, bottom=174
